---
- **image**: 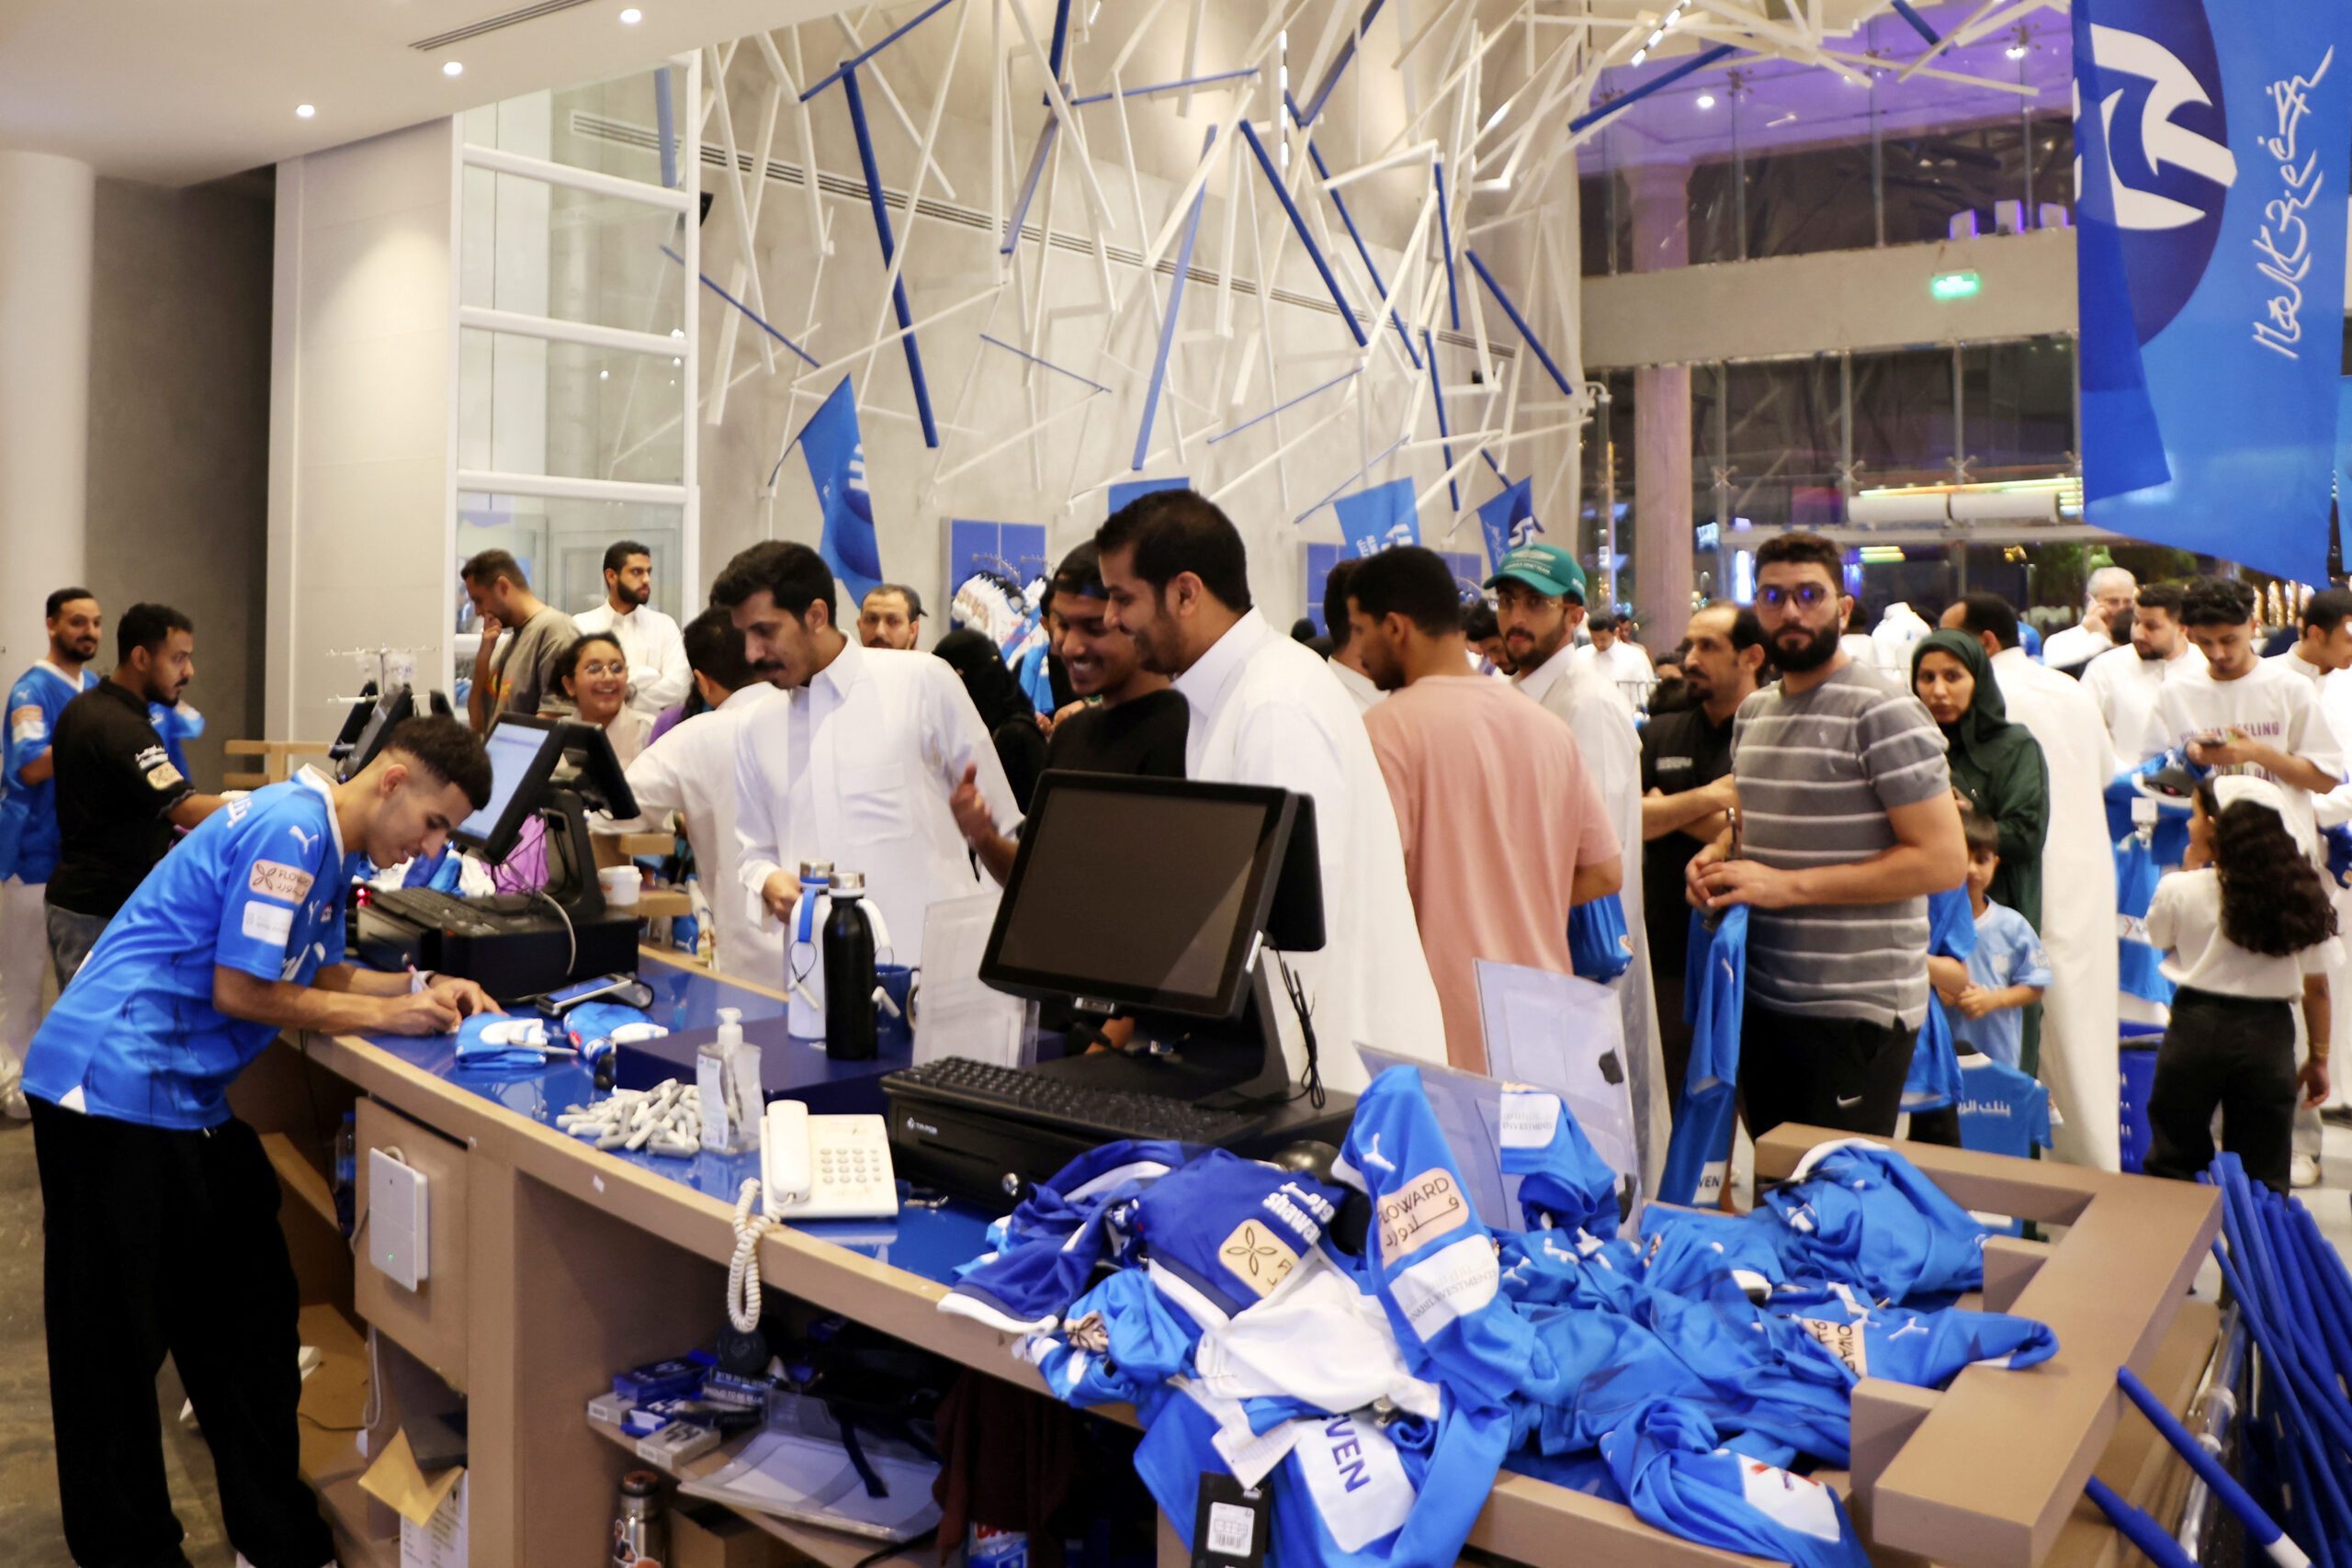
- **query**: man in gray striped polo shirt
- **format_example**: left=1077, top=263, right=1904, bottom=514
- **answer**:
left=1689, top=532, right=1966, bottom=1140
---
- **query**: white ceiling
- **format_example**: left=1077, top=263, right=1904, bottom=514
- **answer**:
left=0, top=0, right=842, bottom=186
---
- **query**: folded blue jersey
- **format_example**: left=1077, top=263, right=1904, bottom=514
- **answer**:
left=1761, top=1140, right=1987, bottom=1303
left=1568, top=893, right=1634, bottom=983
left=1636, top=1204, right=1790, bottom=1302
left=1016, top=1268, right=1196, bottom=1414
left=1765, top=1286, right=2058, bottom=1384
left=1659, top=908, right=1747, bottom=1208
left=943, top=1140, right=1191, bottom=1332
left=1904, top=889, right=1974, bottom=1113
left=1600, top=1400, right=1870, bottom=1568
left=1498, top=1085, right=1622, bottom=1238
left=1132, top=1148, right=1347, bottom=1329
left=1337, top=1068, right=1536, bottom=1406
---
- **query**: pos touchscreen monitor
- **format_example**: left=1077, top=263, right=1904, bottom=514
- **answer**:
left=452, top=716, right=564, bottom=862
left=978, top=773, right=1320, bottom=1022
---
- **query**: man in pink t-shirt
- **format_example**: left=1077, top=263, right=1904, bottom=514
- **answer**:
left=1347, top=547, right=1623, bottom=1070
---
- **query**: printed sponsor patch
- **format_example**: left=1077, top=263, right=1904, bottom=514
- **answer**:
left=1387, top=1235, right=1499, bottom=1340
left=144, top=761, right=185, bottom=792
left=242, top=902, right=294, bottom=945
left=1295, top=1414, right=1413, bottom=1552
left=1499, top=1090, right=1563, bottom=1149
left=1377, top=1168, right=1470, bottom=1259
left=1738, top=1459, right=1841, bottom=1543
left=10, top=705, right=45, bottom=744
left=1796, top=1315, right=1868, bottom=1376
left=247, top=860, right=315, bottom=904
left=1217, top=1218, right=1301, bottom=1299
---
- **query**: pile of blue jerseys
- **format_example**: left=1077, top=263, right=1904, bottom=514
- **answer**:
left=939, top=1066, right=2058, bottom=1568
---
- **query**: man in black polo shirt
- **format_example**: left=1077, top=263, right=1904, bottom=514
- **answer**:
left=952, top=541, right=1187, bottom=880
left=1638, top=603, right=1766, bottom=1094
left=47, top=604, right=231, bottom=982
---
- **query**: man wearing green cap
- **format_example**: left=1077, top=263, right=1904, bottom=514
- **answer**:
left=1486, top=540, right=1667, bottom=1187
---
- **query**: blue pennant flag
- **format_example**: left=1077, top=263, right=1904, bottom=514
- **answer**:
left=1333, top=478, right=1419, bottom=558
left=797, top=378, right=882, bottom=603
left=1475, top=478, right=1538, bottom=574
left=2073, top=0, right=2352, bottom=582
left=1106, top=476, right=1191, bottom=517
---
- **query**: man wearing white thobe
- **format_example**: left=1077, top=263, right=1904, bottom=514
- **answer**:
left=576, top=540, right=690, bottom=716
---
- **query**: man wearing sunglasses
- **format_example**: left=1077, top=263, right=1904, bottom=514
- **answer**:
left=1688, top=532, right=1967, bottom=1141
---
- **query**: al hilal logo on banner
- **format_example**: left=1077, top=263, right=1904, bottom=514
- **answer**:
left=795, top=378, right=884, bottom=602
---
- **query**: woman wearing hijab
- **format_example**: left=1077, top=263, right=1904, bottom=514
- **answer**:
left=933, top=628, right=1049, bottom=812
left=1911, top=628, right=2049, bottom=927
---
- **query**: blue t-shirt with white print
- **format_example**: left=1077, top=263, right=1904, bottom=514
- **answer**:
left=24, top=772, right=350, bottom=1129
left=0, top=661, right=100, bottom=882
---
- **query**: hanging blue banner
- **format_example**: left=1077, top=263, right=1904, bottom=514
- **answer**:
left=1332, top=478, right=1420, bottom=558
left=1106, top=476, right=1191, bottom=517
left=1475, top=478, right=1539, bottom=574
left=2337, top=378, right=2352, bottom=565
left=797, top=378, right=882, bottom=604
left=2074, top=1, right=2352, bottom=583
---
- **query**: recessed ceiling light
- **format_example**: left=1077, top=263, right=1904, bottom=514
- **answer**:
left=1695, top=94, right=1715, bottom=109
left=599, top=368, right=610, bottom=380
left=2005, top=43, right=2028, bottom=59
left=442, top=60, right=465, bottom=77
left=619, top=6, right=643, bottom=21
left=296, top=104, right=317, bottom=118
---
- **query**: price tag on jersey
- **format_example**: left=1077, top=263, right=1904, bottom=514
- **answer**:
left=1193, top=1473, right=1268, bottom=1568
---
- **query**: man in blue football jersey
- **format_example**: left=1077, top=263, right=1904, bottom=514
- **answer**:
left=22, top=716, right=494, bottom=1568
left=0, top=586, right=103, bottom=1119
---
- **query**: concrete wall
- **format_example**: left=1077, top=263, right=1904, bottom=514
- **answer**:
left=267, top=119, right=457, bottom=739
left=84, top=173, right=274, bottom=787
left=1580, top=224, right=2075, bottom=369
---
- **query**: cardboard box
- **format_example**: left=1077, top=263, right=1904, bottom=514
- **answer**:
left=670, top=1502, right=789, bottom=1568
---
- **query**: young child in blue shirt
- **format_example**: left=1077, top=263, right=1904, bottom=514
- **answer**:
left=1946, top=808, right=2050, bottom=1070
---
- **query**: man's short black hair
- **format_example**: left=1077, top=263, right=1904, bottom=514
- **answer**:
left=1462, top=600, right=1498, bottom=641
left=683, top=606, right=756, bottom=692
left=1050, top=542, right=1107, bottom=603
left=2135, top=581, right=2186, bottom=619
left=1346, top=547, right=1461, bottom=638
left=710, top=540, right=838, bottom=626
left=1951, top=591, right=2021, bottom=650
left=45, top=587, right=95, bottom=620
left=460, top=548, right=528, bottom=591
left=2302, top=587, right=2352, bottom=635
left=1754, top=531, right=1843, bottom=580
left=1588, top=610, right=1622, bottom=633
left=117, top=603, right=192, bottom=665
left=1094, top=488, right=1253, bottom=612
left=603, top=539, right=651, bottom=577
left=1960, top=802, right=2001, bottom=861
left=1323, top=559, right=1363, bottom=650
left=2180, top=577, right=2257, bottom=629
left=381, top=716, right=493, bottom=811
left=865, top=582, right=925, bottom=619
left=1729, top=607, right=1766, bottom=653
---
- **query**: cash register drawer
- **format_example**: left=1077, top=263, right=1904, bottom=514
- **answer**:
left=355, top=1100, right=469, bottom=1392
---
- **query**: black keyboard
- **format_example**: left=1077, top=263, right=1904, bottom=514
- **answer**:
left=368, top=887, right=536, bottom=931
left=884, top=1056, right=1259, bottom=1144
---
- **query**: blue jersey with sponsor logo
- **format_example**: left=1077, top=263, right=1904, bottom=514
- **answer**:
left=1660, top=908, right=1745, bottom=1207
left=23, top=771, right=348, bottom=1129
left=0, top=661, right=100, bottom=882
left=1904, top=888, right=1976, bottom=1112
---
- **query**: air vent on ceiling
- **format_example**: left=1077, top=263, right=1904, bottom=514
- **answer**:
left=411, top=0, right=601, bottom=52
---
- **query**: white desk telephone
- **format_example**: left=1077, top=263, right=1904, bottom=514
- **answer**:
left=760, top=1100, right=899, bottom=1220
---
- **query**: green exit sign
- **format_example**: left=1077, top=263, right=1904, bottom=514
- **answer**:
left=1930, top=270, right=1983, bottom=301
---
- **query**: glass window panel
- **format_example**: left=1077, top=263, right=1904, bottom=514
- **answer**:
left=462, top=62, right=688, bottom=188
left=1849, top=348, right=1956, bottom=491
left=456, top=494, right=688, bottom=640
left=1962, top=336, right=2076, bottom=479
left=459, top=167, right=684, bottom=335
left=1722, top=358, right=1844, bottom=528
left=458, top=328, right=687, bottom=488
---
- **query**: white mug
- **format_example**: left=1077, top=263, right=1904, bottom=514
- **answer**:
left=598, top=864, right=642, bottom=908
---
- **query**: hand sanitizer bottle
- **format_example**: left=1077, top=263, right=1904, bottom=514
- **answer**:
left=699, top=1008, right=759, bottom=1155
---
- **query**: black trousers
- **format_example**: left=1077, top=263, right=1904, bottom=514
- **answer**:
left=1738, top=1001, right=1917, bottom=1142
left=2145, top=987, right=2298, bottom=1193
left=29, top=1098, right=334, bottom=1568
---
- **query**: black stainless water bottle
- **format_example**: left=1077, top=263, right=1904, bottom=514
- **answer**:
left=821, top=871, right=878, bottom=1061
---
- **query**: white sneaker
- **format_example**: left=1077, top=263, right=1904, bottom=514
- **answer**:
left=2290, top=1153, right=2322, bottom=1190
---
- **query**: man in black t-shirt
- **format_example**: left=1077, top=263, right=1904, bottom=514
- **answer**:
left=47, top=604, right=232, bottom=982
left=1637, top=604, right=1765, bottom=1095
left=952, top=542, right=1186, bottom=880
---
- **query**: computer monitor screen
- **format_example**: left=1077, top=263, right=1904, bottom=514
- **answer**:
left=337, top=685, right=410, bottom=783
left=980, top=773, right=1300, bottom=1020
left=327, top=681, right=380, bottom=760
left=454, top=716, right=564, bottom=862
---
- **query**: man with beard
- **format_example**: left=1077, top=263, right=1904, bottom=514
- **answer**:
left=716, top=541, right=1014, bottom=966
left=1638, top=604, right=1766, bottom=1094
left=1091, top=488, right=1443, bottom=1091
left=1689, top=532, right=1965, bottom=1140
left=47, top=604, right=235, bottom=983
left=2042, top=565, right=2139, bottom=673
left=951, top=542, right=1188, bottom=883
left=857, top=583, right=926, bottom=652
left=575, top=538, right=689, bottom=717
left=2081, top=582, right=2203, bottom=770
left=1489, top=542, right=1668, bottom=1187
left=0, top=588, right=104, bottom=1117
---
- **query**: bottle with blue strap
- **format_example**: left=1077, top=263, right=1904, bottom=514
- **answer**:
left=786, top=860, right=835, bottom=1038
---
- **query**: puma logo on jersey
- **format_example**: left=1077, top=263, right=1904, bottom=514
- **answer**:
left=286, top=824, right=321, bottom=855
